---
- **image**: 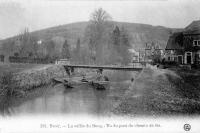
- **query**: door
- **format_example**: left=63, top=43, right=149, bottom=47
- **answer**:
left=186, top=52, right=192, bottom=64
left=0, top=55, right=4, bottom=62
left=178, top=55, right=183, bottom=64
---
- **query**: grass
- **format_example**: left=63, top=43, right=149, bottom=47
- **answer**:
left=0, top=71, right=20, bottom=114
left=0, top=72, right=19, bottom=96
left=0, top=63, right=48, bottom=113
left=0, top=63, right=45, bottom=74
left=113, top=68, right=200, bottom=116
left=0, top=63, right=48, bottom=96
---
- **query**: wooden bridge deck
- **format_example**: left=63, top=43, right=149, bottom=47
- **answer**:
left=63, top=65, right=143, bottom=71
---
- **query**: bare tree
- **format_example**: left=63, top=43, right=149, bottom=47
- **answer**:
left=85, top=8, right=112, bottom=64
left=90, top=8, right=112, bottom=24
left=16, top=28, right=39, bottom=58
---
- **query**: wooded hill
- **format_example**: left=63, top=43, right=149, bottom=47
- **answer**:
left=0, top=21, right=182, bottom=51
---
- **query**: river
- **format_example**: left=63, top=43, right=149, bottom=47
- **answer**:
left=1, top=70, right=140, bottom=117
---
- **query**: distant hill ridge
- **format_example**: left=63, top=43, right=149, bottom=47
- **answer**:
left=1, top=21, right=182, bottom=50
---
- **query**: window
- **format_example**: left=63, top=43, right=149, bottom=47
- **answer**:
left=193, top=40, right=200, bottom=46
left=193, top=40, right=198, bottom=46
left=174, top=56, right=178, bottom=62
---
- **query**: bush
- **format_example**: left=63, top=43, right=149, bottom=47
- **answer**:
left=0, top=72, right=19, bottom=97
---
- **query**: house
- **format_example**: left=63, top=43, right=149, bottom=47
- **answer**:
left=128, top=48, right=139, bottom=62
left=144, top=42, right=164, bottom=63
left=165, top=20, right=200, bottom=65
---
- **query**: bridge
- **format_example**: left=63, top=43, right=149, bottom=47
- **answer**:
left=63, top=64, right=144, bottom=72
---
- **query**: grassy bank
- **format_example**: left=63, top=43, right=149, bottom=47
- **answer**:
left=0, top=63, right=68, bottom=111
left=0, top=63, right=45, bottom=74
left=114, top=67, right=200, bottom=116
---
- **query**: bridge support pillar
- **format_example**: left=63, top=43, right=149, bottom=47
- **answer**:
left=97, top=68, right=103, bottom=74
left=64, top=66, right=75, bottom=76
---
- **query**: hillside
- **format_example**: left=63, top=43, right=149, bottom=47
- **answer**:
left=1, top=21, right=182, bottom=50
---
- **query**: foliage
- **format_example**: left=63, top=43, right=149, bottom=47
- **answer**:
left=112, top=26, right=120, bottom=47
left=1, top=40, right=15, bottom=55
left=17, top=28, right=39, bottom=58
left=45, top=40, right=56, bottom=58
left=61, top=40, right=70, bottom=59
left=74, top=38, right=81, bottom=63
left=84, top=8, right=112, bottom=64
left=120, top=27, right=132, bottom=65
left=148, top=42, right=162, bottom=64
left=110, top=26, right=132, bottom=65
left=0, top=72, right=19, bottom=97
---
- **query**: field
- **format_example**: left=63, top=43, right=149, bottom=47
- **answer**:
left=0, top=63, right=47, bottom=74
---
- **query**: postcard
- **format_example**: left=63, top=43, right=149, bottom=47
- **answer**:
left=0, top=0, right=200, bottom=132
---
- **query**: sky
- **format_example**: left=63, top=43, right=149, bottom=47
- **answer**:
left=0, top=0, right=200, bottom=39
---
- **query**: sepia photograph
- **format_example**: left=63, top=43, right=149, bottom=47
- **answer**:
left=0, top=0, right=200, bottom=132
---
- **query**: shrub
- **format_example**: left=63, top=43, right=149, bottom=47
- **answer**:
left=0, top=72, right=19, bottom=97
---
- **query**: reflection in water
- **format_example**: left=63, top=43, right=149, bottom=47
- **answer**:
left=9, top=84, right=111, bottom=116
left=2, top=71, right=138, bottom=116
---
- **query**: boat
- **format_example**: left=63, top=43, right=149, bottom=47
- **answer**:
left=52, top=78, right=64, bottom=84
left=89, top=81, right=110, bottom=90
left=52, top=77, right=89, bottom=87
left=52, top=75, right=110, bottom=90
left=63, top=83, right=73, bottom=88
left=52, top=78, right=73, bottom=88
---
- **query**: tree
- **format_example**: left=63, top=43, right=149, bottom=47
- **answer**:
left=150, top=42, right=162, bottom=64
left=46, top=40, right=56, bottom=58
left=90, top=8, right=111, bottom=24
left=61, top=40, right=70, bottom=59
left=85, top=8, right=112, bottom=64
left=120, top=27, right=132, bottom=65
left=75, top=38, right=81, bottom=63
left=109, top=26, right=121, bottom=63
left=2, top=40, right=15, bottom=55
left=110, top=26, right=132, bottom=65
left=120, top=27, right=131, bottom=47
left=112, top=26, right=121, bottom=49
left=17, top=28, right=38, bottom=58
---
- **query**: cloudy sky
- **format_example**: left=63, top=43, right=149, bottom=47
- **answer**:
left=0, top=0, right=199, bottom=39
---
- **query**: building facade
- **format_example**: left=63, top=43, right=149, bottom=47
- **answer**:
left=165, top=20, right=200, bottom=66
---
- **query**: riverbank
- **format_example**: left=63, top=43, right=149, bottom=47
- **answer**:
left=1, top=63, right=68, bottom=86
left=1, top=63, right=200, bottom=117
left=0, top=63, right=68, bottom=110
left=114, top=67, right=200, bottom=116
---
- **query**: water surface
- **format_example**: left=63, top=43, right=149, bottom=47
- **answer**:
left=2, top=71, right=139, bottom=116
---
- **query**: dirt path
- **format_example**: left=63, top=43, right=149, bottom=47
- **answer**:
left=114, top=67, right=200, bottom=116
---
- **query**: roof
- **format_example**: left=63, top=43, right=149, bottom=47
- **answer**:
left=166, top=20, right=200, bottom=50
left=165, top=32, right=184, bottom=50
left=183, top=20, right=200, bottom=34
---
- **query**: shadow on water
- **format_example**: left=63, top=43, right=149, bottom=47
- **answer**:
left=0, top=70, right=139, bottom=116
left=0, top=96, right=14, bottom=116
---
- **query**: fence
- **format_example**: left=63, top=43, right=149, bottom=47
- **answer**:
left=9, top=56, right=55, bottom=64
